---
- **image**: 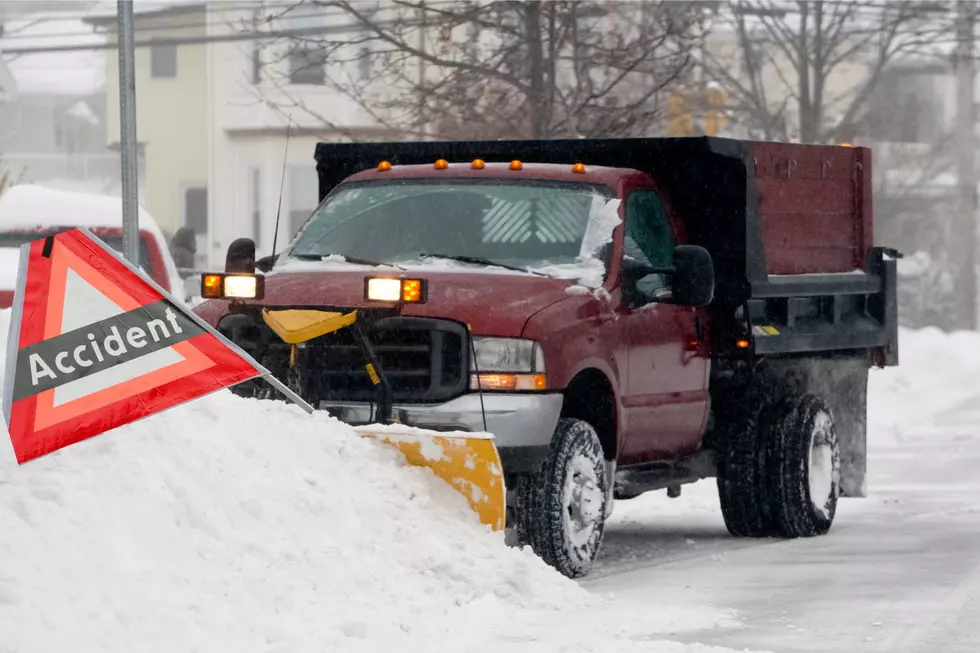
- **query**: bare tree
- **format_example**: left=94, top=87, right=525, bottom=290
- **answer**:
left=699, top=1, right=951, bottom=143
left=248, top=0, right=713, bottom=141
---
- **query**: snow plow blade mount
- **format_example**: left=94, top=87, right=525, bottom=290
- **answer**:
left=259, top=307, right=506, bottom=531
left=354, top=426, right=506, bottom=530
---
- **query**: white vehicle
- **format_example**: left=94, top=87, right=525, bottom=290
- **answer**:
left=0, top=185, right=186, bottom=306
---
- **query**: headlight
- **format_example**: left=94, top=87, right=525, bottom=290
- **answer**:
left=470, top=337, right=547, bottom=391
left=200, top=273, right=264, bottom=300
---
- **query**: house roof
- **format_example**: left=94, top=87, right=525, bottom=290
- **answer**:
left=82, top=1, right=206, bottom=28
left=0, top=16, right=104, bottom=96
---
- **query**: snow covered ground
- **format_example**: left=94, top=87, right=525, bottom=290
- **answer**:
left=591, top=326, right=980, bottom=651
left=1, top=314, right=976, bottom=652
left=0, top=305, right=757, bottom=653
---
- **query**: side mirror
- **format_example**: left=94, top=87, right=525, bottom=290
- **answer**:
left=226, top=238, right=256, bottom=273
left=671, top=245, right=714, bottom=307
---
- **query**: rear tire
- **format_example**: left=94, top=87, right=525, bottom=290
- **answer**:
left=716, top=399, right=773, bottom=537
left=517, top=418, right=608, bottom=579
left=766, top=395, right=840, bottom=537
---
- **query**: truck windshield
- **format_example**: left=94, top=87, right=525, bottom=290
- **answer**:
left=287, top=180, right=615, bottom=271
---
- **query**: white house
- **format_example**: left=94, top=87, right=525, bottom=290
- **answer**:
left=204, top=1, right=401, bottom=266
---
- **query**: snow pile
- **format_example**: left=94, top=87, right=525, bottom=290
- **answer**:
left=867, top=326, right=980, bottom=446
left=0, top=305, right=756, bottom=653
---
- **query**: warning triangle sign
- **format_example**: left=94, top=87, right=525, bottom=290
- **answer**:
left=2, top=228, right=274, bottom=464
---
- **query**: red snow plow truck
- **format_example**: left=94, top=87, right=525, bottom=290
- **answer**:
left=194, top=137, right=899, bottom=579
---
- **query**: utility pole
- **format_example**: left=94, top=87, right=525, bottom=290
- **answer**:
left=117, top=0, right=140, bottom=265
left=956, top=0, right=977, bottom=330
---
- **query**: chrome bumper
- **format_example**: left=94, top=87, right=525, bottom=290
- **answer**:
left=320, top=393, right=562, bottom=455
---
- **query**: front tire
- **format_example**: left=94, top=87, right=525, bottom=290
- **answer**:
left=517, top=418, right=608, bottom=578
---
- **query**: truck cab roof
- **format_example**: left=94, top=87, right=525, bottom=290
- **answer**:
left=342, top=161, right=644, bottom=190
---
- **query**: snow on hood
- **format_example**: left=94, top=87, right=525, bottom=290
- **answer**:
left=0, top=307, right=756, bottom=653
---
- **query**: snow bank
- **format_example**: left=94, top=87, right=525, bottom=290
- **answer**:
left=0, top=307, right=756, bottom=653
left=867, top=326, right=980, bottom=446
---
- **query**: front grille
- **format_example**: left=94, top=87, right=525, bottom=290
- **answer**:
left=306, top=317, right=467, bottom=403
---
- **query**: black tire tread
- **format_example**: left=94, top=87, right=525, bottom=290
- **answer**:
left=716, top=395, right=773, bottom=537
left=518, top=418, right=607, bottom=578
left=766, top=394, right=840, bottom=538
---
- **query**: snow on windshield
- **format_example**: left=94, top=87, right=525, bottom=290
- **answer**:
left=531, top=196, right=622, bottom=288
left=278, top=185, right=622, bottom=288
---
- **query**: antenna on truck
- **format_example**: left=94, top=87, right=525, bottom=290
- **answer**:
left=271, top=114, right=292, bottom=259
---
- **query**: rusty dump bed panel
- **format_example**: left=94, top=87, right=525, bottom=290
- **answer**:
left=750, top=142, right=872, bottom=275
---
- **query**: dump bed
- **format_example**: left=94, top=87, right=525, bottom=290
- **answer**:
left=751, top=142, right=871, bottom=275
left=314, top=137, right=897, bottom=364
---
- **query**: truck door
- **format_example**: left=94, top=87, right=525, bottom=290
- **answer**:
left=619, top=188, right=710, bottom=463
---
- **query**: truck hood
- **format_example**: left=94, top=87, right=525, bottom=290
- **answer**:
left=241, top=266, right=579, bottom=336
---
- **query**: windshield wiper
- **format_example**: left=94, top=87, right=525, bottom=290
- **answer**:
left=291, top=253, right=390, bottom=267
left=418, top=253, right=545, bottom=276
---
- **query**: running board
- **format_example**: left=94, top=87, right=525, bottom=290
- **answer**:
left=614, top=450, right=717, bottom=498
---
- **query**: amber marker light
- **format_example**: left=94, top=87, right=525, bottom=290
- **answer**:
left=509, top=160, right=523, bottom=171
left=571, top=162, right=587, bottom=174
left=402, top=279, right=423, bottom=303
left=434, top=159, right=449, bottom=170
left=471, top=373, right=547, bottom=391
left=200, top=273, right=264, bottom=300
left=736, top=339, right=751, bottom=349
left=377, top=160, right=392, bottom=171
left=201, top=274, right=223, bottom=298
left=471, top=159, right=486, bottom=169
left=364, top=277, right=428, bottom=303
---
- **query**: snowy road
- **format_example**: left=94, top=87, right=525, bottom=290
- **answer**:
left=4, top=317, right=977, bottom=652
left=587, top=328, right=980, bottom=652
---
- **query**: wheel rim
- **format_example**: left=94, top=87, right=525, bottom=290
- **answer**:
left=808, top=409, right=839, bottom=519
left=562, top=453, right=604, bottom=558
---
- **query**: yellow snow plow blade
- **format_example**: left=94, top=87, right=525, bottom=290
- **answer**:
left=262, top=308, right=358, bottom=344
left=353, top=426, right=507, bottom=531
left=259, top=307, right=506, bottom=530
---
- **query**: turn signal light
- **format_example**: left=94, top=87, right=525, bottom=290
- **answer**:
left=377, top=160, right=392, bottom=171
left=364, top=277, right=428, bottom=303
left=736, top=339, right=750, bottom=349
left=471, top=373, right=546, bottom=391
left=434, top=159, right=449, bottom=170
left=509, top=160, right=523, bottom=171
left=200, top=273, right=264, bottom=300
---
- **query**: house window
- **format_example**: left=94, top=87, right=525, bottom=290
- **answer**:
left=150, top=40, right=178, bottom=78
left=252, top=45, right=262, bottom=84
left=287, top=166, right=319, bottom=240
left=184, top=186, right=208, bottom=235
left=358, top=47, right=371, bottom=80
left=289, top=44, right=325, bottom=85
left=248, top=167, right=262, bottom=246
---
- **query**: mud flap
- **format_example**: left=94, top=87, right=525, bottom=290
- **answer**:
left=834, top=367, right=868, bottom=498
left=354, top=425, right=507, bottom=531
left=799, top=358, right=868, bottom=498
